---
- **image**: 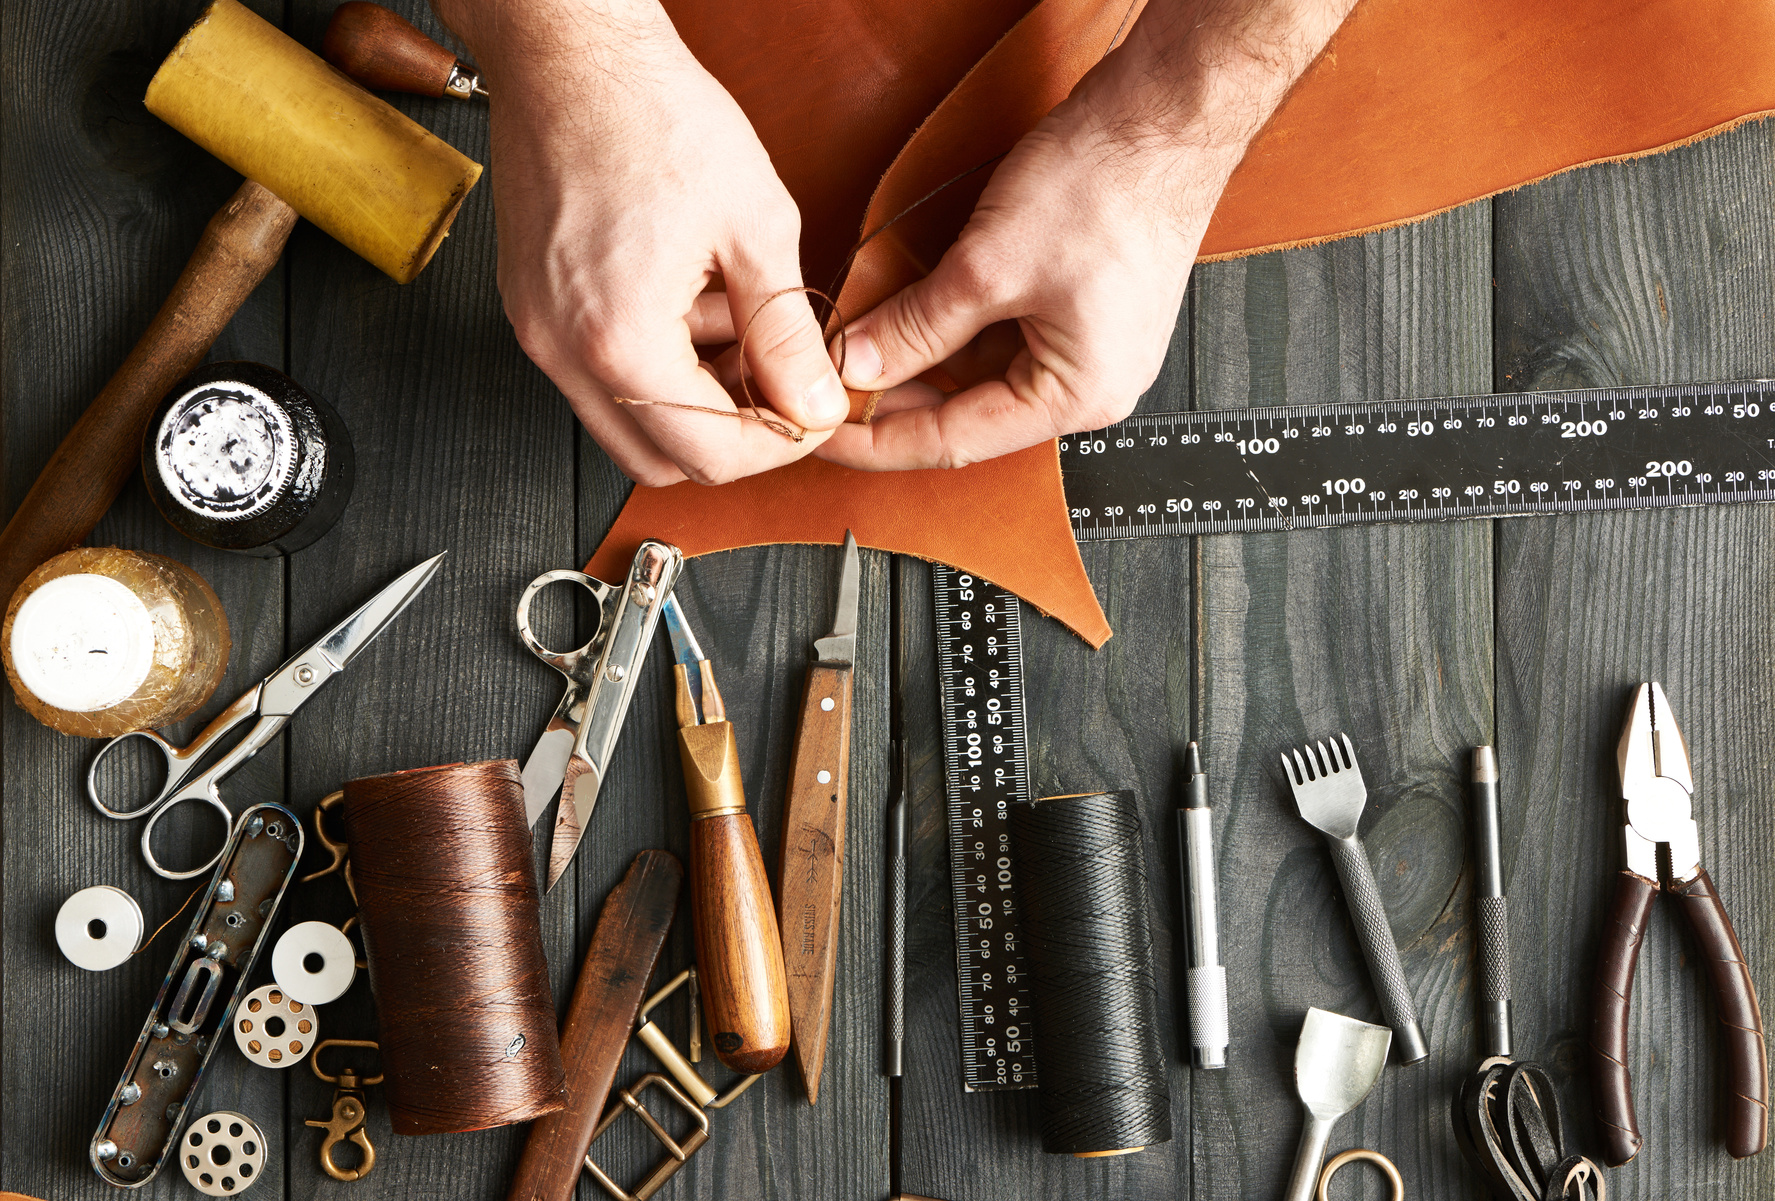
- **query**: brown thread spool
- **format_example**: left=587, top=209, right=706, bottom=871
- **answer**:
left=340, top=759, right=566, bottom=1135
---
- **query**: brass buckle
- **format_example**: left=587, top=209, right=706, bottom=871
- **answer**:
left=582, top=1074, right=710, bottom=1201
left=582, top=970, right=762, bottom=1199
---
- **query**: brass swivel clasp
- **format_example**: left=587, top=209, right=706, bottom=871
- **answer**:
left=307, top=1039, right=383, bottom=1182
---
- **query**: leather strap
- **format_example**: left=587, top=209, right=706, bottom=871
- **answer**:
left=505, top=850, right=683, bottom=1201
left=1669, top=867, right=1770, bottom=1160
left=1454, top=1060, right=1605, bottom=1201
left=1588, top=870, right=1657, bottom=1167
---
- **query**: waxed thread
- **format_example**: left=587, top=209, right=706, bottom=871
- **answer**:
left=1008, top=790, right=1173, bottom=1156
left=615, top=286, right=872, bottom=436
left=341, top=759, right=565, bottom=1136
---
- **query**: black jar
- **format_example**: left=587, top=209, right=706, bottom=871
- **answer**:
left=142, top=362, right=355, bottom=555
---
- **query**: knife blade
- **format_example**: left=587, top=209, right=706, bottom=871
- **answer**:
left=778, top=531, right=860, bottom=1102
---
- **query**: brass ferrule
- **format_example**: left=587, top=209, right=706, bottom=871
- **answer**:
left=677, top=722, right=748, bottom=820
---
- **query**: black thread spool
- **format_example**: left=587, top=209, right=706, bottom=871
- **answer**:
left=1008, top=790, right=1173, bottom=1156
left=142, top=361, right=354, bottom=555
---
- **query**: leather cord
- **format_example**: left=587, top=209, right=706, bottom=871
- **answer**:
left=1453, top=1060, right=1606, bottom=1201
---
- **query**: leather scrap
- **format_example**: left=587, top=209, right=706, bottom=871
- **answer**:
left=593, top=0, right=1775, bottom=645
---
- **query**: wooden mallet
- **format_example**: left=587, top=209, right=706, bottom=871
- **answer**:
left=0, top=0, right=479, bottom=607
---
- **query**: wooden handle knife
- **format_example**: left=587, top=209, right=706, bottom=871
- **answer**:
left=778, top=660, right=854, bottom=1103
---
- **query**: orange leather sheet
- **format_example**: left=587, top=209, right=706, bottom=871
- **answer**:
left=592, top=0, right=1775, bottom=647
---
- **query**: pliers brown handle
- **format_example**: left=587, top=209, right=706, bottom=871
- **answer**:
left=1588, top=866, right=1768, bottom=1165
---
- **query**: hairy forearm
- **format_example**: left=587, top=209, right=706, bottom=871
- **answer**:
left=429, top=0, right=678, bottom=71
left=1078, top=0, right=1358, bottom=222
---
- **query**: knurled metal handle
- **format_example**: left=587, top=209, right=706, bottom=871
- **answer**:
left=1327, top=835, right=1427, bottom=1063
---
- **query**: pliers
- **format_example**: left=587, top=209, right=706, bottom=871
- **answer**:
left=1588, top=682, right=1768, bottom=1166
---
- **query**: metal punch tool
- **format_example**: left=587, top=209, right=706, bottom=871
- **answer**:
left=516, top=541, right=683, bottom=890
left=1590, top=682, right=1768, bottom=1166
left=87, top=554, right=446, bottom=879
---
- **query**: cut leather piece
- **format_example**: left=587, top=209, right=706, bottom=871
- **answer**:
left=587, top=441, right=1113, bottom=648
left=596, top=0, right=1775, bottom=645
left=599, top=0, right=1129, bottom=647
left=1200, top=0, right=1775, bottom=259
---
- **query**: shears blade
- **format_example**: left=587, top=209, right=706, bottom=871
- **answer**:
left=813, top=530, right=860, bottom=665
left=261, top=553, right=447, bottom=715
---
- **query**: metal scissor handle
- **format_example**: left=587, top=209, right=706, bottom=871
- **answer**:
left=516, top=570, right=613, bottom=680
left=86, top=686, right=289, bottom=880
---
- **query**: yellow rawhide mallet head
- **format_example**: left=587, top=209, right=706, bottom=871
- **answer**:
left=146, top=0, right=481, bottom=283
left=0, top=0, right=484, bottom=641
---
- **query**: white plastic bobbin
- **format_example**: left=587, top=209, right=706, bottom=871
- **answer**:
left=233, top=984, right=316, bottom=1068
left=55, top=886, right=144, bottom=971
left=180, top=1111, right=267, bottom=1196
left=271, top=921, right=356, bottom=1004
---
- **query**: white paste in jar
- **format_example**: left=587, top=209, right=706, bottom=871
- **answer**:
left=9, top=574, right=156, bottom=712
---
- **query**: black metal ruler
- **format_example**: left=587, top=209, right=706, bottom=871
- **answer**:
left=1058, top=381, right=1775, bottom=538
left=931, top=564, right=1037, bottom=1091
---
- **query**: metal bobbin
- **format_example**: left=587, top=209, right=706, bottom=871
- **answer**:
left=179, top=1111, right=267, bottom=1196
left=233, top=984, right=316, bottom=1068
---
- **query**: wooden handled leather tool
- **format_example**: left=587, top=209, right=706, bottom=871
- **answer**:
left=0, top=0, right=479, bottom=610
left=323, top=2, right=487, bottom=100
left=662, top=595, right=792, bottom=1075
left=777, top=531, right=859, bottom=1102
left=504, top=850, right=681, bottom=1201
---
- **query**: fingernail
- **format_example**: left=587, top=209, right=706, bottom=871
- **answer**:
left=804, top=371, right=849, bottom=426
left=839, top=328, right=883, bottom=389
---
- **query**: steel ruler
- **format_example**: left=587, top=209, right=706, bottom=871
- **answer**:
left=1059, top=381, right=1775, bottom=538
left=931, top=564, right=1037, bottom=1090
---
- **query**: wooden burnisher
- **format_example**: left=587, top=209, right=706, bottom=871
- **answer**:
left=146, top=0, right=480, bottom=283
left=0, top=0, right=480, bottom=613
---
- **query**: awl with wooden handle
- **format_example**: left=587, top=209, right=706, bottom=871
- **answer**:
left=323, top=2, right=488, bottom=100
left=778, top=531, right=860, bottom=1103
left=663, top=594, right=792, bottom=1075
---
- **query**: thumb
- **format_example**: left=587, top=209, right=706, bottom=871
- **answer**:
left=836, top=251, right=1004, bottom=391
left=725, top=269, right=850, bottom=432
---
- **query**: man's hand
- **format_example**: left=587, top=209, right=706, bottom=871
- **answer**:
left=818, top=0, right=1357, bottom=471
left=433, top=1, right=848, bottom=486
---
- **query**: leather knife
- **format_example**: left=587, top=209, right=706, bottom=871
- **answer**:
left=778, top=530, right=860, bottom=1102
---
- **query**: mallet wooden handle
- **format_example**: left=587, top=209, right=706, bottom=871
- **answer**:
left=0, top=180, right=295, bottom=608
left=323, top=2, right=481, bottom=99
left=678, top=718, right=792, bottom=1074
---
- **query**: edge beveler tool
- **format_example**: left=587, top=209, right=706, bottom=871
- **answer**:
left=1589, top=681, right=1768, bottom=1166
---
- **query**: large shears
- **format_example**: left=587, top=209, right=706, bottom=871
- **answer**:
left=87, top=554, right=446, bottom=879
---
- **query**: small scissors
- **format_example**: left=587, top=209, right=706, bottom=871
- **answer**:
left=87, top=553, right=446, bottom=880
left=516, top=541, right=680, bottom=889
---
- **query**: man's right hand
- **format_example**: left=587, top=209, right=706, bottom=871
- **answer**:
left=433, top=1, right=848, bottom=486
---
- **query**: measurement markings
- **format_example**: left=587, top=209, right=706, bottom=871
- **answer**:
left=932, top=565, right=1037, bottom=1092
left=1060, top=382, right=1775, bottom=539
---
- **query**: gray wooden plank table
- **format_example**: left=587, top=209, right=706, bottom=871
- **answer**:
left=3, top=4, right=1773, bottom=1199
